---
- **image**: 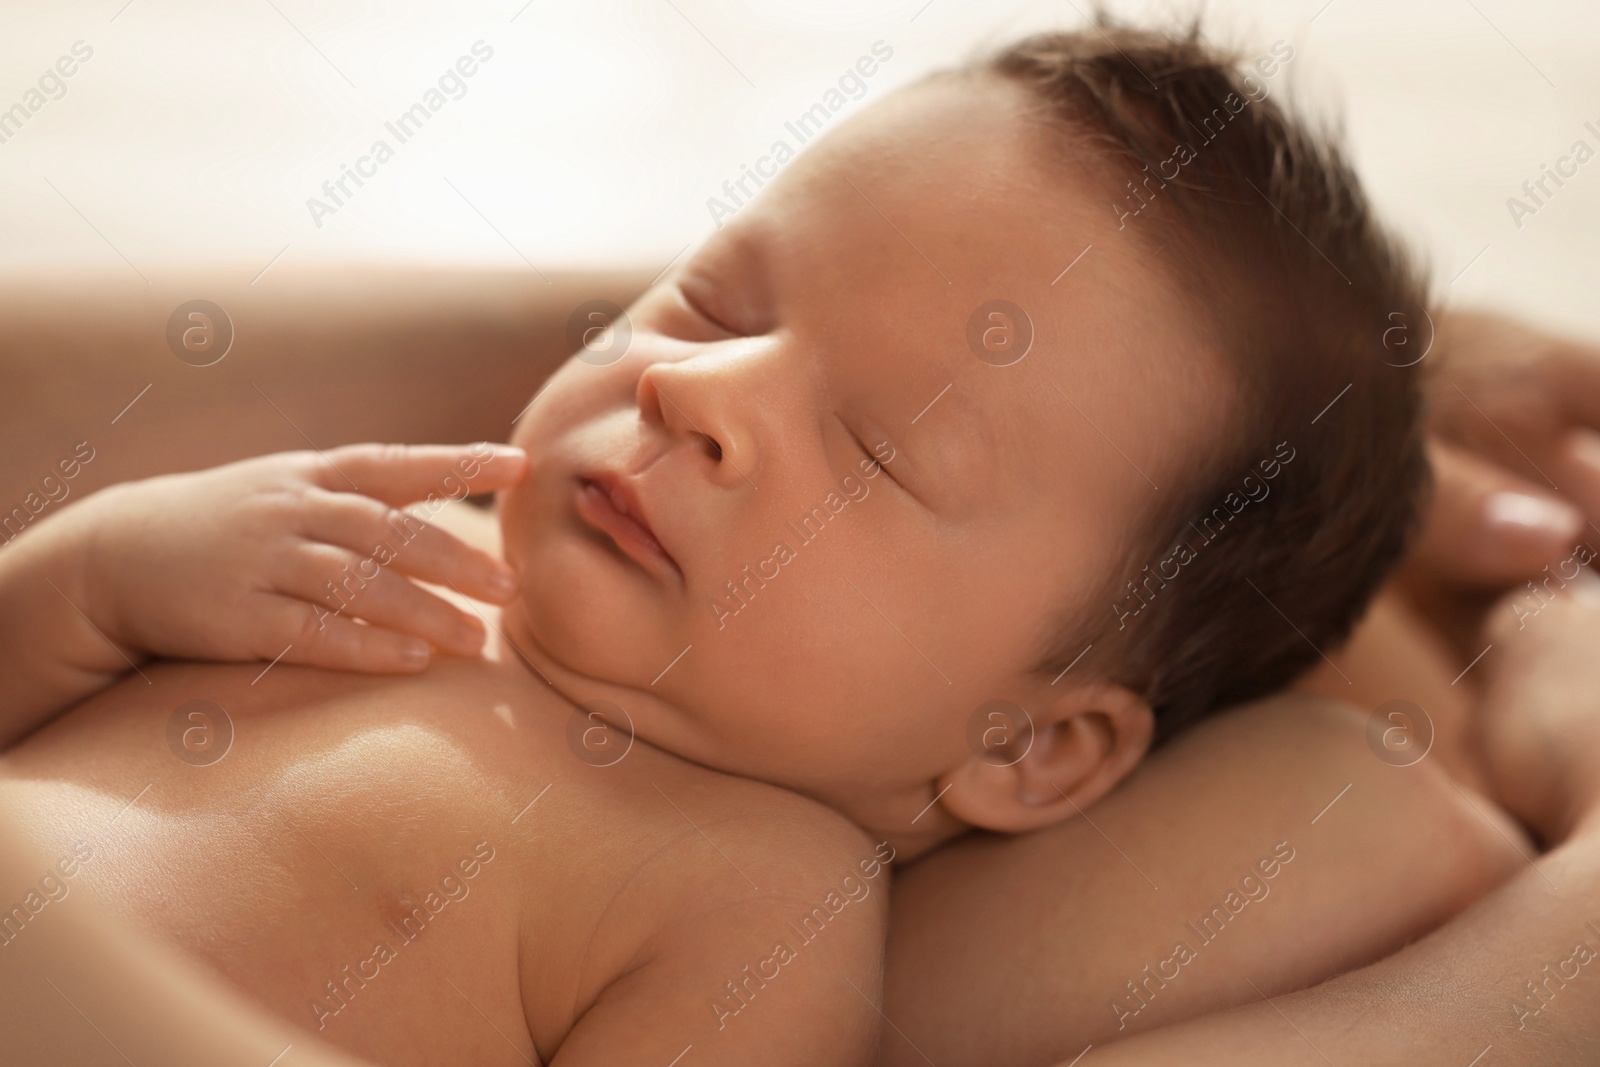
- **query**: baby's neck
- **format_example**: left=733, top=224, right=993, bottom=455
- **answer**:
left=828, top=793, right=973, bottom=866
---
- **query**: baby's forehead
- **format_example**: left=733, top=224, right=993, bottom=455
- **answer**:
left=736, top=76, right=1148, bottom=328
left=786, top=75, right=1106, bottom=226
left=695, top=75, right=1229, bottom=520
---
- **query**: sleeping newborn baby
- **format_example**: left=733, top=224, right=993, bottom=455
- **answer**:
left=0, top=23, right=1427, bottom=1067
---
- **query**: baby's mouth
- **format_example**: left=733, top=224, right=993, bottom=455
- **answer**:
left=575, top=474, right=681, bottom=577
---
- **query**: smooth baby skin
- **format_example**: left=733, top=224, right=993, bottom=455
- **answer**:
left=0, top=446, right=884, bottom=1067
left=496, top=71, right=1222, bottom=850
left=0, top=653, right=885, bottom=1067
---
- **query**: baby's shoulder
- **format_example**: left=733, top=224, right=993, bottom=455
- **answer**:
left=549, top=758, right=890, bottom=1065
left=607, top=750, right=885, bottom=910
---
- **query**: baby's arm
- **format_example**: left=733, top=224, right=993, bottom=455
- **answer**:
left=551, top=793, right=888, bottom=1067
left=0, top=443, right=525, bottom=747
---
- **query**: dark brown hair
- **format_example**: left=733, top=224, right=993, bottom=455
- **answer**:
left=984, top=19, right=1431, bottom=741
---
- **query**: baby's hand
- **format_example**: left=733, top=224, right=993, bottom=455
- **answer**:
left=1477, top=568, right=1600, bottom=843
left=73, top=443, right=527, bottom=674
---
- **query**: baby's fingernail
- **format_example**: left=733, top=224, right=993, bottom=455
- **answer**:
left=1484, top=491, right=1582, bottom=536
left=402, top=640, right=430, bottom=669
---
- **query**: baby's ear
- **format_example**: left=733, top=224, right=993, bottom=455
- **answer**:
left=939, top=683, right=1154, bottom=834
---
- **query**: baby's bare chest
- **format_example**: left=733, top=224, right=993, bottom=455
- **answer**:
left=1, top=658, right=695, bottom=1066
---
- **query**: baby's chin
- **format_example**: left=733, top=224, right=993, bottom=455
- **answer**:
left=498, top=591, right=940, bottom=840
left=493, top=545, right=683, bottom=714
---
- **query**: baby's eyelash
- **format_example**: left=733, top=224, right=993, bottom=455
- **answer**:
left=846, top=424, right=897, bottom=485
left=678, top=283, right=739, bottom=336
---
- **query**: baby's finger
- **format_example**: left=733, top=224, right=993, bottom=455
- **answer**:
left=301, top=488, right=518, bottom=604
left=269, top=600, right=433, bottom=674
left=283, top=543, right=488, bottom=657
left=313, top=443, right=527, bottom=505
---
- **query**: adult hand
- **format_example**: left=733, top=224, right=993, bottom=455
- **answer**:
left=1397, top=310, right=1600, bottom=654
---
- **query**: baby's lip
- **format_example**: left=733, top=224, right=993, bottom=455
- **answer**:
left=574, top=471, right=681, bottom=578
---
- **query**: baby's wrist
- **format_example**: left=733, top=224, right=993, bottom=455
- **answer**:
left=52, top=486, right=147, bottom=662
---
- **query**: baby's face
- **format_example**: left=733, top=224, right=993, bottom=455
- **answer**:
left=500, top=74, right=1221, bottom=836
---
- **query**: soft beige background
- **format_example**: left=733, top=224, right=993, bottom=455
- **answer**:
left=2, top=0, right=1597, bottom=335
